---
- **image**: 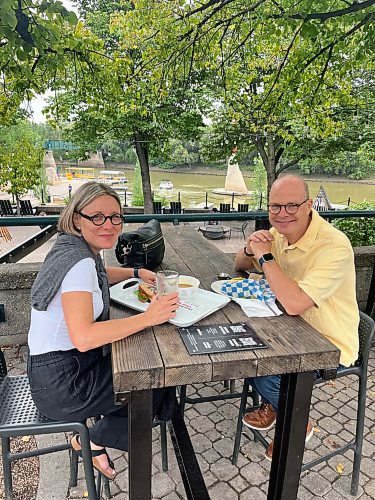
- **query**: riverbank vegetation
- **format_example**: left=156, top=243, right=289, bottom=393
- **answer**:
left=1, top=1, right=374, bottom=210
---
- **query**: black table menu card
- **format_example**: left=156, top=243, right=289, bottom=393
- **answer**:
left=179, top=323, right=269, bottom=355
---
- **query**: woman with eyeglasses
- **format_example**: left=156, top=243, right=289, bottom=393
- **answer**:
left=27, top=181, right=179, bottom=480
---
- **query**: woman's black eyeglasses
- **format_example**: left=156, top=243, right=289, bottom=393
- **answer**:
left=267, top=199, right=309, bottom=215
left=75, top=211, right=124, bottom=226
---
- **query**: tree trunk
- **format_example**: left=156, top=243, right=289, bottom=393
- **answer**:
left=266, top=135, right=277, bottom=200
left=15, top=194, right=20, bottom=216
left=134, top=132, right=153, bottom=214
left=254, top=135, right=277, bottom=201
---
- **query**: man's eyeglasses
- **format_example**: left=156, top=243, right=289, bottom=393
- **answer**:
left=267, top=199, right=309, bottom=215
left=76, top=211, right=124, bottom=226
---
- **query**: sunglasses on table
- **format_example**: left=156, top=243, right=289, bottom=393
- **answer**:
left=75, top=211, right=124, bottom=226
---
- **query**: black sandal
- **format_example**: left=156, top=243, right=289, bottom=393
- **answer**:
left=71, top=434, right=117, bottom=480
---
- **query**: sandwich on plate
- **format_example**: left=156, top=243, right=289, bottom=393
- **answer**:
left=134, top=283, right=156, bottom=303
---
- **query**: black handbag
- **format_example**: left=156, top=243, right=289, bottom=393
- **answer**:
left=115, top=219, right=165, bottom=270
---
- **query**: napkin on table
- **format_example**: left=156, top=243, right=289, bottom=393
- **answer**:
left=233, top=298, right=283, bottom=317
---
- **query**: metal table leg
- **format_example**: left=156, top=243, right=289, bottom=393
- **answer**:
left=129, top=389, right=153, bottom=500
left=268, top=371, right=314, bottom=500
left=170, top=407, right=210, bottom=500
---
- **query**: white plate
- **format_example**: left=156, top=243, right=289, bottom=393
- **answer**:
left=211, top=280, right=230, bottom=296
left=110, top=279, right=230, bottom=328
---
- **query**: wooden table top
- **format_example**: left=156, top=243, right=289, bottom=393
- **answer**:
left=107, top=224, right=340, bottom=396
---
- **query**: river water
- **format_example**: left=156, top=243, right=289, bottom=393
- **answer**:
left=61, top=166, right=374, bottom=208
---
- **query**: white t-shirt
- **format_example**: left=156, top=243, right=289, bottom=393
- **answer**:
left=28, top=258, right=104, bottom=355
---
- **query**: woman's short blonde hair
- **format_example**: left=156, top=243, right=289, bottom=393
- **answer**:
left=58, top=181, right=122, bottom=236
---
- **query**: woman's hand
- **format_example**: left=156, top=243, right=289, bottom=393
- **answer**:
left=138, top=268, right=156, bottom=284
left=144, top=292, right=179, bottom=326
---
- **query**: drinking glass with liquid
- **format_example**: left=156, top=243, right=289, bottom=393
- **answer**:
left=156, top=270, right=179, bottom=296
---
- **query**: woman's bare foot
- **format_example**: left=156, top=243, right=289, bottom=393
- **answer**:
left=71, top=435, right=116, bottom=480
left=90, top=441, right=116, bottom=478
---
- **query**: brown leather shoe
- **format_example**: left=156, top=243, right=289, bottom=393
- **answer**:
left=242, top=403, right=277, bottom=431
left=265, top=419, right=314, bottom=461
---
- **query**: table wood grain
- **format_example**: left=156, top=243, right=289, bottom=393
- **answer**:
left=107, top=223, right=340, bottom=395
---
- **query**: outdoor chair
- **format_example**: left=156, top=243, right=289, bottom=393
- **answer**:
left=0, top=348, right=169, bottom=499
left=0, top=200, right=16, bottom=217
left=153, top=201, right=163, bottom=214
left=231, top=311, right=375, bottom=496
left=170, top=201, right=182, bottom=214
left=229, top=221, right=249, bottom=239
left=219, top=203, right=231, bottom=213
left=0, top=349, right=105, bottom=500
left=237, top=203, right=249, bottom=212
left=20, top=200, right=37, bottom=216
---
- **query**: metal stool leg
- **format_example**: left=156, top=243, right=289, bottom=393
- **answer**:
left=351, top=374, right=367, bottom=495
left=78, top=428, right=98, bottom=500
left=160, top=421, right=168, bottom=472
left=103, top=476, right=111, bottom=498
left=2, top=436, right=13, bottom=500
left=232, top=382, right=265, bottom=464
left=69, top=432, right=79, bottom=487
left=179, top=385, right=187, bottom=416
left=232, top=379, right=250, bottom=465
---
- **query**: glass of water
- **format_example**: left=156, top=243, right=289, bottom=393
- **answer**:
left=156, top=270, right=179, bottom=296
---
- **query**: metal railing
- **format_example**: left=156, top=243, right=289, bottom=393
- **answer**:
left=1, top=209, right=375, bottom=228
left=1, top=209, right=374, bottom=315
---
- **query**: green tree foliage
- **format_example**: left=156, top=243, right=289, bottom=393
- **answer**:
left=0, top=140, right=43, bottom=213
left=45, top=0, right=206, bottom=212
left=123, top=0, right=375, bottom=195
left=333, top=201, right=375, bottom=246
left=0, top=0, right=80, bottom=124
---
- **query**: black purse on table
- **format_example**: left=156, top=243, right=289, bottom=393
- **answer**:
left=115, top=219, right=165, bottom=270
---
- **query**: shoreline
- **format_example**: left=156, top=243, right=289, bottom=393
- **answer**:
left=101, top=163, right=375, bottom=185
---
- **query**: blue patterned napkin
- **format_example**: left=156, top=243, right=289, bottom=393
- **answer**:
left=221, top=278, right=275, bottom=302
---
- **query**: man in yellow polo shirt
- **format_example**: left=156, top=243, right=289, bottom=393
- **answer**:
left=234, top=174, right=359, bottom=460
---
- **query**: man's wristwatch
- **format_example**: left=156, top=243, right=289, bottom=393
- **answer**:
left=258, top=253, right=275, bottom=267
left=134, top=268, right=142, bottom=279
left=243, top=246, right=254, bottom=257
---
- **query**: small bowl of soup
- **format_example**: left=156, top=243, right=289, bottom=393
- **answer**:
left=178, top=275, right=200, bottom=299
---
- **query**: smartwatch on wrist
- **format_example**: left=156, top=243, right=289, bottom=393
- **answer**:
left=243, top=246, right=254, bottom=257
left=134, top=268, right=141, bottom=279
left=258, top=253, right=275, bottom=268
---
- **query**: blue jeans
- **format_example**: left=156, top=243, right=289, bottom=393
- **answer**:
left=248, top=365, right=346, bottom=412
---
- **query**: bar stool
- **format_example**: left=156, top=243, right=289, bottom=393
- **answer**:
left=231, top=312, right=375, bottom=496
left=0, top=350, right=100, bottom=500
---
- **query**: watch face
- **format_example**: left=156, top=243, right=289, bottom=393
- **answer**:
left=262, top=253, right=274, bottom=262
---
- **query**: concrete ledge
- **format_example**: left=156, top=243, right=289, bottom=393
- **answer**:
left=0, top=246, right=374, bottom=346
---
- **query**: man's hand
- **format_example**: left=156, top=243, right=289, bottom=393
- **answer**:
left=248, top=230, right=274, bottom=259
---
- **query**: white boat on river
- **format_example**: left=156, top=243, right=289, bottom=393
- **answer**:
left=159, top=180, right=173, bottom=190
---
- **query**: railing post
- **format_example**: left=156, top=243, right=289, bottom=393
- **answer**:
left=178, top=191, right=181, bottom=203
left=231, top=193, right=235, bottom=209
left=124, top=191, right=128, bottom=207
left=205, top=192, right=208, bottom=209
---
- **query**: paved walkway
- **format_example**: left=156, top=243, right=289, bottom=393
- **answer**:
left=2, top=224, right=375, bottom=499
left=4, top=344, right=375, bottom=499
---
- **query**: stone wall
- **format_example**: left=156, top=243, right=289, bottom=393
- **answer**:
left=0, top=247, right=374, bottom=347
left=0, top=263, right=39, bottom=346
